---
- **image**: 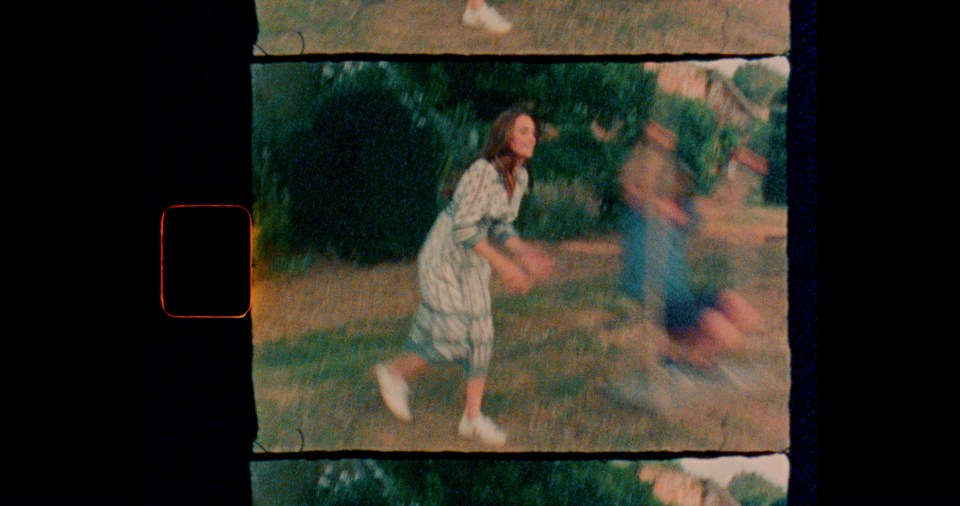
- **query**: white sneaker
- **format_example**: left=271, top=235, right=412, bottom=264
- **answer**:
left=462, top=4, right=512, bottom=34
left=458, top=413, right=507, bottom=446
left=374, top=364, right=411, bottom=422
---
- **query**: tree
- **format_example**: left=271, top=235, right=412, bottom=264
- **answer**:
left=379, top=460, right=665, bottom=505
left=251, top=62, right=335, bottom=262
left=761, top=87, right=788, bottom=205
left=393, top=62, right=657, bottom=138
left=728, top=471, right=787, bottom=506
left=770, top=496, right=788, bottom=506
left=732, top=63, right=788, bottom=107
left=650, top=92, right=743, bottom=195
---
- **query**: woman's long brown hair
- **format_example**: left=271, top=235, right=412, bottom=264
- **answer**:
left=442, top=108, right=538, bottom=201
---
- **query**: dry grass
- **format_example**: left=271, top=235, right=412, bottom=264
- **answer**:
left=251, top=203, right=788, bottom=453
left=252, top=259, right=420, bottom=342
left=253, top=0, right=789, bottom=55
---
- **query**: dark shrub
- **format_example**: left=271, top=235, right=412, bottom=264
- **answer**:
left=527, top=122, right=633, bottom=230
left=762, top=88, right=787, bottom=205
left=517, top=179, right=602, bottom=241
left=650, top=93, right=743, bottom=196
left=288, top=78, right=445, bottom=265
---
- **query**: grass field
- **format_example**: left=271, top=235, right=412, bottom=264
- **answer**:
left=252, top=0, right=789, bottom=55
left=251, top=200, right=789, bottom=453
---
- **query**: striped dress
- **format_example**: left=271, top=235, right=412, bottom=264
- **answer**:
left=406, top=158, right=528, bottom=378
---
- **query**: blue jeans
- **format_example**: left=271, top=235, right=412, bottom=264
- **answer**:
left=659, top=218, right=718, bottom=334
left=621, top=208, right=718, bottom=334
left=619, top=209, right=647, bottom=301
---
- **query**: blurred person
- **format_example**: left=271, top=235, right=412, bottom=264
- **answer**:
left=462, top=0, right=512, bottom=34
left=374, top=108, right=554, bottom=446
left=617, top=123, right=671, bottom=305
left=620, top=121, right=761, bottom=374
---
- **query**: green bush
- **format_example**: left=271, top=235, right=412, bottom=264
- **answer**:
left=253, top=460, right=666, bottom=506
left=531, top=122, right=634, bottom=227
left=530, top=123, right=603, bottom=182
left=732, top=63, right=788, bottom=107
left=430, top=103, right=487, bottom=208
left=517, top=179, right=603, bottom=241
left=252, top=63, right=334, bottom=268
left=762, top=88, right=787, bottom=205
left=285, top=67, right=446, bottom=265
left=251, top=460, right=397, bottom=506
left=728, top=471, right=787, bottom=506
left=251, top=460, right=322, bottom=506
left=650, top=93, right=742, bottom=196
left=379, top=460, right=663, bottom=506
left=252, top=62, right=331, bottom=162
left=745, top=119, right=772, bottom=156
left=252, top=149, right=294, bottom=264
left=549, top=461, right=664, bottom=506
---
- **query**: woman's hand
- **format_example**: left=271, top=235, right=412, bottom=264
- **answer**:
left=518, top=248, right=555, bottom=282
left=503, top=237, right=555, bottom=283
left=499, top=262, right=534, bottom=294
left=473, top=238, right=533, bottom=294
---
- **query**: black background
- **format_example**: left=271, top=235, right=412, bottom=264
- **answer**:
left=160, top=206, right=252, bottom=317
left=142, top=0, right=259, bottom=504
